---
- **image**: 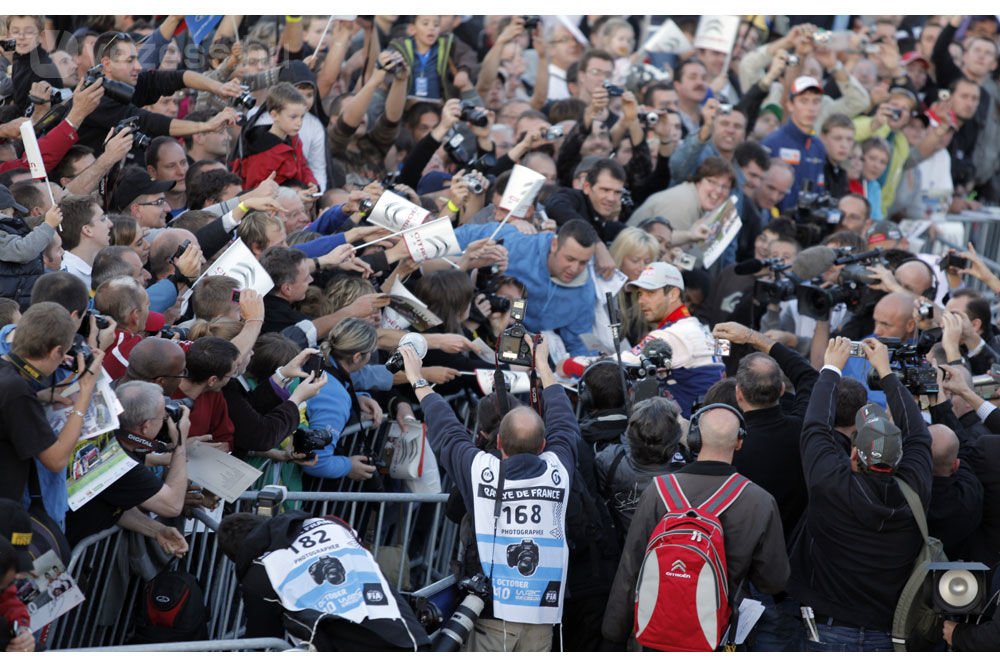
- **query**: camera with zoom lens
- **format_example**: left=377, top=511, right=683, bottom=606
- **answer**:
left=752, top=259, right=798, bottom=306
left=231, top=85, right=256, bottom=111
left=78, top=307, right=112, bottom=339
left=602, top=80, right=625, bottom=97
left=427, top=573, right=492, bottom=651
left=159, top=325, right=189, bottom=341
left=459, top=101, right=489, bottom=128
left=498, top=298, right=535, bottom=366
left=442, top=130, right=496, bottom=171
left=866, top=337, right=939, bottom=395
left=292, top=427, right=333, bottom=461
left=0, top=38, right=16, bottom=51
left=485, top=293, right=511, bottom=314
left=506, top=539, right=540, bottom=576
left=82, top=65, right=136, bottom=104
left=114, top=115, right=151, bottom=149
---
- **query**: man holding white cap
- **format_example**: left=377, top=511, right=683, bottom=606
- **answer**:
left=762, top=76, right=828, bottom=211
left=624, top=263, right=724, bottom=415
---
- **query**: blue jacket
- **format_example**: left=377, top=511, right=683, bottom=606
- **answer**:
left=303, top=360, right=359, bottom=480
left=762, top=121, right=827, bottom=211
left=454, top=224, right=596, bottom=356
left=293, top=204, right=350, bottom=259
left=841, top=334, right=890, bottom=408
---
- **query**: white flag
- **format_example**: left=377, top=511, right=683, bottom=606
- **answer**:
left=475, top=369, right=532, bottom=395
left=198, top=239, right=275, bottom=295
left=19, top=121, right=47, bottom=179
left=694, top=15, right=741, bottom=54
left=499, top=165, right=546, bottom=218
left=368, top=190, right=430, bottom=232
left=642, top=19, right=692, bottom=54
left=402, top=217, right=461, bottom=262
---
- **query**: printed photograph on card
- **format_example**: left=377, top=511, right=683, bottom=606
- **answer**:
left=17, top=550, right=85, bottom=631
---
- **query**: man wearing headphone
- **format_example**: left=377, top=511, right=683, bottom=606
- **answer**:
left=602, top=401, right=789, bottom=649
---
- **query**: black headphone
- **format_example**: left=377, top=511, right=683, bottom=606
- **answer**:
left=578, top=359, right=626, bottom=414
left=686, top=403, right=747, bottom=455
left=896, top=258, right=939, bottom=302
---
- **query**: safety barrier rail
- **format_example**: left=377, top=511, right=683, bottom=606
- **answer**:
left=54, top=638, right=294, bottom=652
left=44, top=391, right=480, bottom=650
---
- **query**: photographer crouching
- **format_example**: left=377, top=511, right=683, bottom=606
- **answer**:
left=402, top=335, right=578, bottom=651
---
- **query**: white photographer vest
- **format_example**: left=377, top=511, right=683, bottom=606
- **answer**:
left=261, top=517, right=402, bottom=624
left=470, top=450, right=570, bottom=625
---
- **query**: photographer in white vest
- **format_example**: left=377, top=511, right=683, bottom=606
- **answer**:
left=400, top=336, right=578, bottom=652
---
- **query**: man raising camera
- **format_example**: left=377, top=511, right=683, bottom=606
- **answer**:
left=77, top=31, right=240, bottom=152
left=789, top=337, right=932, bottom=650
left=402, top=335, right=578, bottom=651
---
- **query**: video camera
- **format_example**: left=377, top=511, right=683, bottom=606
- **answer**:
left=866, top=337, right=939, bottom=395
left=796, top=248, right=887, bottom=319
left=628, top=338, right=673, bottom=380
left=498, top=298, right=536, bottom=366
left=793, top=181, right=843, bottom=247
left=752, top=259, right=799, bottom=306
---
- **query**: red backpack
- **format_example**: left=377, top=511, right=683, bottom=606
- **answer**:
left=633, top=472, right=749, bottom=652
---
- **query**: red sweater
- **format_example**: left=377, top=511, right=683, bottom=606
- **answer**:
left=172, top=388, right=234, bottom=452
left=0, top=119, right=78, bottom=175
left=232, top=126, right=316, bottom=190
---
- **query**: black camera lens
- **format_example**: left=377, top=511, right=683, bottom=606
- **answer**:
left=459, top=102, right=489, bottom=127
left=487, top=294, right=511, bottom=313
left=232, top=86, right=256, bottom=111
left=523, top=16, right=541, bottom=30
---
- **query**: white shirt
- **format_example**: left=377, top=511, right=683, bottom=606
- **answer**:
left=61, top=251, right=92, bottom=289
left=547, top=64, right=570, bottom=101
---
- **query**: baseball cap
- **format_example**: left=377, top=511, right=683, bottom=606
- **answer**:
left=866, top=220, right=903, bottom=244
left=111, top=166, right=175, bottom=212
left=0, top=184, right=29, bottom=215
left=144, top=311, right=166, bottom=334
left=790, top=76, right=823, bottom=98
left=760, top=102, right=784, bottom=123
left=0, top=498, right=35, bottom=573
left=854, top=403, right=903, bottom=472
left=901, top=51, right=930, bottom=69
left=627, top=262, right=685, bottom=291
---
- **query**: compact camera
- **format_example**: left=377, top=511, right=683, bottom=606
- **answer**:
left=602, top=80, right=625, bottom=97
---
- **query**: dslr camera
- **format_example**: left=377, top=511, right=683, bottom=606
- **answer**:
left=61, top=336, right=94, bottom=374
left=497, top=298, right=535, bottom=366
left=506, top=539, right=540, bottom=576
left=292, top=427, right=333, bottom=461
left=114, top=115, right=151, bottom=149
left=522, top=16, right=541, bottom=30
left=78, top=307, right=112, bottom=339
left=866, top=337, right=939, bottom=395
left=602, top=80, right=625, bottom=97
left=459, top=101, right=489, bottom=128
left=231, top=85, right=256, bottom=112
left=164, top=397, right=193, bottom=422
left=82, top=65, right=136, bottom=104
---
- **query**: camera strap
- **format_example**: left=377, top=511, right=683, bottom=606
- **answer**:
left=487, top=457, right=506, bottom=584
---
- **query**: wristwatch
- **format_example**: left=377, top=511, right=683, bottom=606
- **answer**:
left=412, top=378, right=430, bottom=389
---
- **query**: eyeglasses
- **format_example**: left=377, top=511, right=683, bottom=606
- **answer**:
left=156, top=370, right=189, bottom=380
left=702, top=178, right=732, bottom=192
left=136, top=198, right=167, bottom=207
left=587, top=68, right=614, bottom=79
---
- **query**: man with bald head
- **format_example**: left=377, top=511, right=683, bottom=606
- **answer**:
left=149, top=229, right=205, bottom=283
left=893, top=259, right=937, bottom=301
left=843, top=291, right=917, bottom=407
left=119, top=337, right=188, bottom=396
left=402, top=336, right=578, bottom=652
left=603, top=401, right=789, bottom=650
left=927, top=424, right=983, bottom=560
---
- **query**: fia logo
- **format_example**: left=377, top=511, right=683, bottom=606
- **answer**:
left=544, top=590, right=558, bottom=604
left=481, top=467, right=495, bottom=483
left=365, top=589, right=385, bottom=603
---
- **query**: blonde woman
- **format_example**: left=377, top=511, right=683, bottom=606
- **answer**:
left=593, top=227, right=660, bottom=352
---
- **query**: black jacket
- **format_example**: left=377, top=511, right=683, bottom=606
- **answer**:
left=787, top=369, right=933, bottom=631
left=11, top=46, right=63, bottom=113
left=77, top=70, right=186, bottom=152
left=221, top=377, right=300, bottom=456
left=961, top=435, right=1000, bottom=569
left=733, top=343, right=818, bottom=542
left=928, top=464, right=984, bottom=561
left=544, top=187, right=625, bottom=244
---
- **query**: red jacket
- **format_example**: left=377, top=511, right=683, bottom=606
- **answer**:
left=0, top=584, right=30, bottom=628
left=232, top=125, right=316, bottom=191
left=172, top=388, right=234, bottom=452
left=0, top=119, right=79, bottom=176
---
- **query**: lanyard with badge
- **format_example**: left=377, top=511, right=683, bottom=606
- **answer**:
left=414, top=50, right=432, bottom=97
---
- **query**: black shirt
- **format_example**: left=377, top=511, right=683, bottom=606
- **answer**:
left=0, top=359, right=57, bottom=502
left=65, top=460, right=163, bottom=546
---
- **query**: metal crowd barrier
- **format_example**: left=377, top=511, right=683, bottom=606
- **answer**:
left=45, top=391, right=481, bottom=651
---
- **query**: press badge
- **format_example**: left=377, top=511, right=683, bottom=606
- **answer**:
left=415, top=76, right=429, bottom=97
